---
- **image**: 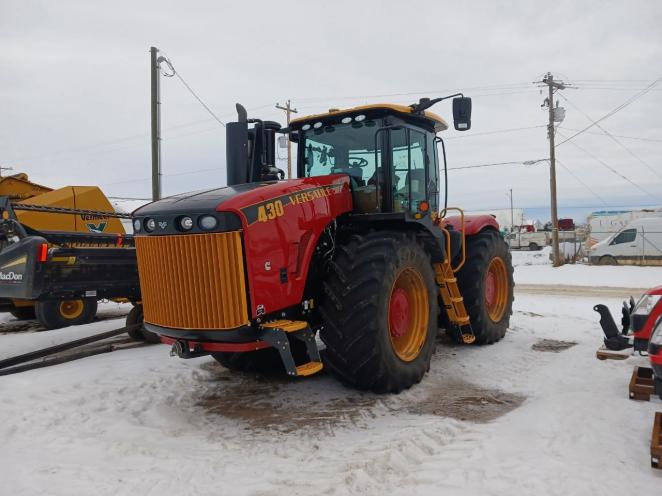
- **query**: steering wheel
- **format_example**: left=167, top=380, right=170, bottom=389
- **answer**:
left=348, top=157, right=369, bottom=168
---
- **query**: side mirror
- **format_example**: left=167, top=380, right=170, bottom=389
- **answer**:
left=452, top=97, right=472, bottom=131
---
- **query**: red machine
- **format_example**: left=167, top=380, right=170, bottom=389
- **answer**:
left=595, top=286, right=662, bottom=353
left=130, top=97, right=515, bottom=393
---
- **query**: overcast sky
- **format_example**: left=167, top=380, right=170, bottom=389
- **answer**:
left=2, top=0, right=661, bottom=221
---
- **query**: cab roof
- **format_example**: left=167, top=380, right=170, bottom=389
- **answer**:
left=290, top=103, right=449, bottom=133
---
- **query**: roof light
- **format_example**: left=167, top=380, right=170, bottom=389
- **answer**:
left=355, top=114, right=366, bottom=122
left=341, top=117, right=352, bottom=124
left=302, top=124, right=311, bottom=131
left=313, top=122, right=323, bottom=129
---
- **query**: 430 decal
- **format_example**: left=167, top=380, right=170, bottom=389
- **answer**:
left=240, top=184, right=343, bottom=225
left=256, top=200, right=285, bottom=223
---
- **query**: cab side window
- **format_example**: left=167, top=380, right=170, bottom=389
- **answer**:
left=610, top=228, right=636, bottom=245
left=390, top=128, right=431, bottom=213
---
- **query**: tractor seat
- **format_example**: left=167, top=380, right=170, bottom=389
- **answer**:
left=332, top=167, right=365, bottom=187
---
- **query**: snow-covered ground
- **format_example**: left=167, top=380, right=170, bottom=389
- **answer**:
left=1, top=267, right=661, bottom=495
left=513, top=247, right=662, bottom=289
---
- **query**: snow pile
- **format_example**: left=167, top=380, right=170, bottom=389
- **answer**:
left=511, top=246, right=553, bottom=267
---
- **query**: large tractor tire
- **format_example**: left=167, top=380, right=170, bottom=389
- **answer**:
left=126, top=304, right=160, bottom=343
left=10, top=306, right=36, bottom=321
left=212, top=339, right=308, bottom=375
left=35, top=298, right=97, bottom=330
left=320, top=232, right=438, bottom=393
left=456, top=230, right=514, bottom=345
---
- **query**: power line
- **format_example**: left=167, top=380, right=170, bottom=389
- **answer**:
left=102, top=167, right=224, bottom=187
left=293, top=82, right=535, bottom=104
left=445, top=125, right=545, bottom=140
left=555, top=159, right=608, bottom=206
left=557, top=93, right=662, bottom=180
left=108, top=196, right=152, bottom=201
left=556, top=129, right=662, bottom=203
left=448, top=159, right=548, bottom=171
left=556, top=75, right=662, bottom=146
left=158, top=53, right=226, bottom=128
left=558, top=127, right=662, bottom=143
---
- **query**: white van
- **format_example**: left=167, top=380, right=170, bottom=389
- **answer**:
left=589, top=217, right=662, bottom=265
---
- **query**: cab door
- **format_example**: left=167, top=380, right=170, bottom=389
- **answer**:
left=388, top=127, right=433, bottom=214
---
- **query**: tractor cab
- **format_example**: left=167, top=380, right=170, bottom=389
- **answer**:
left=288, top=100, right=470, bottom=217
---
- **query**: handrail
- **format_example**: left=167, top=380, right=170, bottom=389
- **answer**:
left=438, top=207, right=466, bottom=273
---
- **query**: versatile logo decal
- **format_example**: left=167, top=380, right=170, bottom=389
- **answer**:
left=82, top=214, right=110, bottom=233
left=240, top=184, right=344, bottom=225
left=158, top=221, right=168, bottom=230
left=86, top=222, right=107, bottom=233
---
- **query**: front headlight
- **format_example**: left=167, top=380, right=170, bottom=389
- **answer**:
left=179, top=216, right=194, bottom=231
left=199, top=215, right=218, bottom=230
left=650, top=317, right=662, bottom=346
left=145, top=218, right=156, bottom=232
left=632, top=294, right=662, bottom=316
left=133, top=219, right=141, bottom=232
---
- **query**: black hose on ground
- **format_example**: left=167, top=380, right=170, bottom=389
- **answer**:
left=0, top=344, right=115, bottom=376
left=0, top=324, right=143, bottom=371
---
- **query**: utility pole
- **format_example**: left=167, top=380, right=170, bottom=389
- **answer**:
left=150, top=46, right=162, bottom=201
left=509, top=188, right=514, bottom=232
left=276, top=100, right=298, bottom=178
left=541, top=72, right=565, bottom=267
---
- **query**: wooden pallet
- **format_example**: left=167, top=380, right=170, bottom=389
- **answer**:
left=652, top=412, right=662, bottom=469
left=629, top=366, right=655, bottom=401
left=596, top=346, right=631, bottom=361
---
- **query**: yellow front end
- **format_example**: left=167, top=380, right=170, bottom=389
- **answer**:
left=135, top=231, right=249, bottom=330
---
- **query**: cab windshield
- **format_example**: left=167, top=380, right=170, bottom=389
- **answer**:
left=302, top=120, right=381, bottom=187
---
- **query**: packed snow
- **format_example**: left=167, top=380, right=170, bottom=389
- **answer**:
left=512, top=247, right=662, bottom=290
left=1, top=264, right=661, bottom=495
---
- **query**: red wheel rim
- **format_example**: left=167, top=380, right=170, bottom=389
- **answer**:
left=389, top=287, right=411, bottom=338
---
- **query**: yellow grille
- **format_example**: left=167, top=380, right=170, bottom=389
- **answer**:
left=135, top=232, right=249, bottom=330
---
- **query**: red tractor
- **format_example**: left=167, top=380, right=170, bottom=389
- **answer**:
left=131, top=96, right=514, bottom=392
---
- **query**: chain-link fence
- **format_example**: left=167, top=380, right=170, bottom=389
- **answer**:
left=586, top=229, right=662, bottom=266
left=506, top=229, right=662, bottom=266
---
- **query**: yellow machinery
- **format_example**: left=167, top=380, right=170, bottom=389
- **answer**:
left=0, top=172, right=135, bottom=327
left=0, top=173, right=125, bottom=235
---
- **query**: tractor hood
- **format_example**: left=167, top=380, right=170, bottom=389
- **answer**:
left=132, top=176, right=352, bottom=236
left=133, top=182, right=273, bottom=216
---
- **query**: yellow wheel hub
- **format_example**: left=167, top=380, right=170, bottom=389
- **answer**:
left=485, top=257, right=509, bottom=322
left=388, top=268, right=429, bottom=362
left=59, top=299, right=85, bottom=320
